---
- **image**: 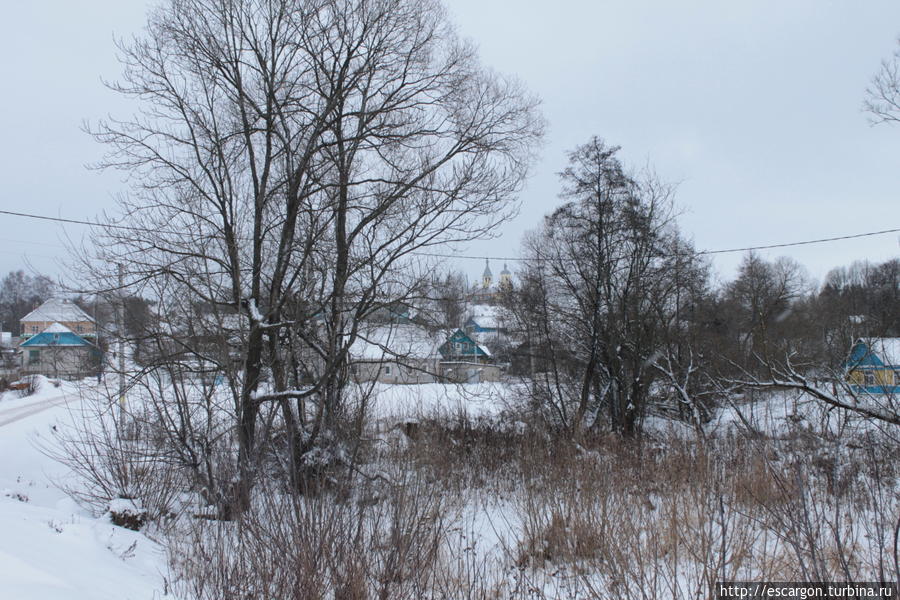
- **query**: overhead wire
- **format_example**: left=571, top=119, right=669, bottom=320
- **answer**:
left=0, top=208, right=897, bottom=263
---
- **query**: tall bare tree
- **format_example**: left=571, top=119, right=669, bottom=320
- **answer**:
left=724, top=252, right=812, bottom=362
left=512, top=137, right=705, bottom=438
left=83, top=0, right=542, bottom=514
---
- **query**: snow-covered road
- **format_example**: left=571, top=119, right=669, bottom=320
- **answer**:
left=0, top=393, right=73, bottom=427
left=0, top=380, right=169, bottom=599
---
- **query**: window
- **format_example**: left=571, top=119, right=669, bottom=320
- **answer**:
left=76, top=325, right=83, bottom=333
left=29, top=349, right=40, bottom=363
left=864, top=372, right=876, bottom=387
left=31, top=325, right=38, bottom=333
left=383, top=366, right=391, bottom=375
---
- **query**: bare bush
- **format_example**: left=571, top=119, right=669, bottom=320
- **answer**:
left=505, top=427, right=899, bottom=599
left=41, top=385, right=185, bottom=524
left=168, top=467, right=449, bottom=600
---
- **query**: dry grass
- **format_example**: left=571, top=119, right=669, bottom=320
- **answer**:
left=60, top=403, right=897, bottom=599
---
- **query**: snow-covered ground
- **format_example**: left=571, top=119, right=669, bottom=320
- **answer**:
left=0, top=377, right=169, bottom=599
left=362, top=380, right=520, bottom=424
left=1, top=373, right=893, bottom=599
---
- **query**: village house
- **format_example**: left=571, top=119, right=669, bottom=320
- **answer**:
left=437, top=328, right=500, bottom=383
left=20, top=323, right=100, bottom=379
left=464, top=304, right=506, bottom=335
left=349, top=325, right=501, bottom=384
left=845, top=338, right=900, bottom=394
left=19, top=298, right=97, bottom=340
left=349, top=324, right=443, bottom=384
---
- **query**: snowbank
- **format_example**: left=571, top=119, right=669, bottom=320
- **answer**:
left=360, top=381, right=520, bottom=425
left=0, top=379, right=168, bottom=599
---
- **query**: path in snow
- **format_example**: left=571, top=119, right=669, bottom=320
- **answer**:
left=0, top=381, right=169, bottom=600
left=0, top=393, right=73, bottom=427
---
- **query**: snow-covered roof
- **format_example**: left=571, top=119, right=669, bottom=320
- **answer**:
left=196, top=311, right=246, bottom=333
left=466, top=304, right=504, bottom=329
left=860, top=338, right=900, bottom=366
left=471, top=330, right=501, bottom=346
left=20, top=323, right=92, bottom=347
left=350, top=325, right=443, bottom=361
left=20, top=298, right=94, bottom=324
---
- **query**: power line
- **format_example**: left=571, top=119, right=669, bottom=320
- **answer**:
left=695, top=228, right=900, bottom=256
left=387, top=228, right=900, bottom=261
left=0, top=208, right=897, bottom=262
left=0, top=209, right=150, bottom=233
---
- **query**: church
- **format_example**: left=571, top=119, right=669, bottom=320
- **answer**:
left=468, top=260, right=512, bottom=304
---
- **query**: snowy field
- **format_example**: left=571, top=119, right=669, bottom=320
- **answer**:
left=361, top=380, right=521, bottom=423
left=0, top=377, right=168, bottom=599
left=1, top=376, right=896, bottom=598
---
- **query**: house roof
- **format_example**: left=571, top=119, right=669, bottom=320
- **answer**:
left=349, top=325, right=443, bottom=361
left=848, top=338, right=900, bottom=368
left=440, top=329, right=491, bottom=358
left=20, top=323, right=93, bottom=347
left=466, top=304, right=504, bottom=330
left=20, top=298, right=94, bottom=324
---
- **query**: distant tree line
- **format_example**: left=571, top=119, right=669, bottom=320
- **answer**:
left=0, top=270, right=54, bottom=335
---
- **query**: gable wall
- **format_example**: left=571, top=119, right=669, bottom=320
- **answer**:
left=20, top=320, right=96, bottom=338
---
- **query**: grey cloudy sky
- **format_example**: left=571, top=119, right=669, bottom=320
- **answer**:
left=1, top=1, right=898, bottom=287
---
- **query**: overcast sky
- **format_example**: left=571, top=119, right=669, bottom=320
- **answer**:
left=1, top=1, right=898, bottom=288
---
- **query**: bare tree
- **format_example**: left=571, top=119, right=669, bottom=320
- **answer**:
left=82, top=0, right=542, bottom=515
left=726, top=351, right=900, bottom=429
left=0, top=270, right=55, bottom=334
left=512, top=137, right=705, bottom=438
left=865, top=37, right=900, bottom=125
left=424, top=270, right=468, bottom=331
left=818, top=259, right=900, bottom=351
left=724, top=252, right=812, bottom=364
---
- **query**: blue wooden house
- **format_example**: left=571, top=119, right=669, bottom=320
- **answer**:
left=20, top=322, right=100, bottom=378
left=437, top=329, right=500, bottom=382
left=845, top=338, right=900, bottom=394
left=438, top=329, right=491, bottom=362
